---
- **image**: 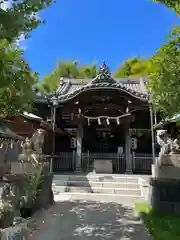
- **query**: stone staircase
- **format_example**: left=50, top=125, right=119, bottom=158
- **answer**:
left=52, top=174, right=142, bottom=197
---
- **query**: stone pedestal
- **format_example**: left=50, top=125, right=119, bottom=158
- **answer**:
left=10, top=162, right=50, bottom=175
left=94, top=160, right=112, bottom=174
left=149, top=178, right=180, bottom=214
left=149, top=154, right=180, bottom=214
left=11, top=162, right=40, bottom=174
left=152, top=164, right=180, bottom=179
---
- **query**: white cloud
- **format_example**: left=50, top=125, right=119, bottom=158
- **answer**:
left=17, top=12, right=41, bottom=50
left=16, top=34, right=28, bottom=50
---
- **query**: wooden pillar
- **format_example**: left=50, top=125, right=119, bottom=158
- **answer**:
left=125, top=127, right=132, bottom=173
left=76, top=121, right=83, bottom=172
left=149, top=104, right=156, bottom=164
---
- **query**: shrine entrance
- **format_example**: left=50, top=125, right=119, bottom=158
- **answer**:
left=83, top=126, right=125, bottom=153
left=46, top=61, right=151, bottom=174
left=81, top=123, right=127, bottom=173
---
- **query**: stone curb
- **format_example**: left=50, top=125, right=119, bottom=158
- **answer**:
left=0, top=215, right=40, bottom=239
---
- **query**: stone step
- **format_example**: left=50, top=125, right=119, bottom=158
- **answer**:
left=52, top=185, right=141, bottom=196
left=53, top=180, right=138, bottom=189
left=53, top=174, right=138, bottom=183
left=54, top=193, right=144, bottom=201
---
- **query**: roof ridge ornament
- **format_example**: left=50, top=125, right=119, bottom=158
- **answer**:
left=90, top=61, right=116, bottom=84
left=98, top=60, right=111, bottom=79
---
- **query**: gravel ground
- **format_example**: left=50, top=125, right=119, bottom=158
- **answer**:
left=28, top=194, right=151, bottom=240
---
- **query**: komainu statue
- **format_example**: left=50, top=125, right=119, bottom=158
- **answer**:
left=157, top=130, right=171, bottom=155
left=18, top=128, right=47, bottom=166
left=157, top=130, right=180, bottom=165
left=31, top=128, right=46, bottom=154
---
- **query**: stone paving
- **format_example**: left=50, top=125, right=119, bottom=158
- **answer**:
left=28, top=194, right=151, bottom=240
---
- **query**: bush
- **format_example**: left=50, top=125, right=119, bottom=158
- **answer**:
left=0, top=200, right=14, bottom=228
left=19, top=172, right=54, bottom=217
left=19, top=173, right=43, bottom=218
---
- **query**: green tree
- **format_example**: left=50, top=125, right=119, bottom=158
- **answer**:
left=149, top=27, right=180, bottom=116
left=36, top=61, right=97, bottom=94
left=149, top=0, right=180, bottom=116
left=0, top=40, right=37, bottom=116
left=0, top=0, right=54, bottom=115
left=114, top=57, right=153, bottom=78
left=0, top=0, right=54, bottom=42
left=153, top=0, right=180, bottom=16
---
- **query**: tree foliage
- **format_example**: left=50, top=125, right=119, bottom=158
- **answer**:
left=0, top=40, right=37, bottom=116
left=114, top=26, right=180, bottom=117
left=0, top=0, right=54, bottom=115
left=36, top=61, right=97, bottom=94
left=153, top=0, right=180, bottom=16
left=0, top=0, right=54, bottom=42
left=113, top=57, right=153, bottom=78
left=149, top=27, right=180, bottom=116
left=148, top=0, right=180, bottom=116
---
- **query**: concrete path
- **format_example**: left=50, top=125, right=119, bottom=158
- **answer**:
left=28, top=194, right=151, bottom=240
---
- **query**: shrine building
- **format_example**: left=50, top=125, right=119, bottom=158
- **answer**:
left=34, top=62, right=154, bottom=174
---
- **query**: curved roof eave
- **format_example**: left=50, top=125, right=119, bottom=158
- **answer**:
left=57, top=84, right=148, bottom=103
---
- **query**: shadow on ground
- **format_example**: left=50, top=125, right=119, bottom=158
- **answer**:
left=29, top=199, right=150, bottom=240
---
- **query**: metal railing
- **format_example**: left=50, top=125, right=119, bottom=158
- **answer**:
left=52, top=151, right=153, bottom=174
left=53, top=152, right=76, bottom=172
left=132, top=152, right=153, bottom=173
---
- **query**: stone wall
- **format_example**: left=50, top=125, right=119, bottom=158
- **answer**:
left=148, top=154, right=180, bottom=214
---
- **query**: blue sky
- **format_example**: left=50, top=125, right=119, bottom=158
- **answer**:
left=24, top=0, right=178, bottom=78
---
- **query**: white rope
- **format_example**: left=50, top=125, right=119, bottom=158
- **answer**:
left=97, top=118, right=101, bottom=125
left=81, top=112, right=131, bottom=126
left=78, top=108, right=81, bottom=114
left=116, top=117, right=120, bottom=125
left=81, top=112, right=131, bottom=120
left=106, top=118, right=110, bottom=125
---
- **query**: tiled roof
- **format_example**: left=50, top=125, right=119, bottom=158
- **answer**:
left=54, top=77, right=149, bottom=102
left=37, top=62, right=150, bottom=104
